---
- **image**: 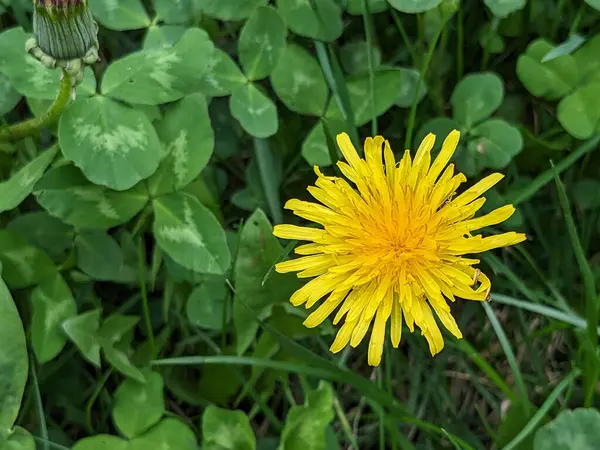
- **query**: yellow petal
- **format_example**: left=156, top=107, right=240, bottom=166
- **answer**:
left=390, top=294, right=403, bottom=348
left=436, top=205, right=517, bottom=240
left=428, top=130, right=460, bottom=182
left=446, top=232, right=526, bottom=255
left=368, top=291, right=393, bottom=366
left=330, top=318, right=357, bottom=353
left=273, top=224, right=326, bottom=241
left=413, top=133, right=435, bottom=166
left=337, top=133, right=361, bottom=169
left=304, top=289, right=349, bottom=328
left=384, top=140, right=396, bottom=186
left=295, top=243, right=323, bottom=255
left=417, top=300, right=444, bottom=355
left=333, top=286, right=365, bottom=324
left=305, top=273, right=345, bottom=308
left=276, top=254, right=333, bottom=274
left=337, top=161, right=359, bottom=183
left=429, top=299, right=462, bottom=339
left=364, top=136, right=385, bottom=178
left=452, top=173, right=504, bottom=207
left=349, top=275, right=391, bottom=323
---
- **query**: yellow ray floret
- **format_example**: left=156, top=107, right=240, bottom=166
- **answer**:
left=273, top=130, right=526, bottom=367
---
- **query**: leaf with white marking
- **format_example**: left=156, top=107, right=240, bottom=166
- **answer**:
left=195, top=48, right=247, bottom=97
left=301, top=118, right=345, bottom=166
left=143, top=25, right=188, bottom=50
left=201, top=406, right=255, bottom=450
left=2, top=426, right=35, bottom=450
left=459, top=118, right=523, bottom=176
left=396, top=67, right=427, bottom=108
left=101, top=28, right=215, bottom=105
left=0, top=145, right=57, bottom=214
left=346, top=0, right=389, bottom=14
left=270, top=43, right=328, bottom=116
left=88, top=0, right=151, bottom=31
left=326, top=69, right=403, bottom=126
left=230, top=83, right=278, bottom=138
left=451, top=72, right=504, bottom=127
left=58, top=96, right=164, bottom=191
left=62, top=309, right=102, bottom=367
left=129, top=418, right=197, bottom=450
left=99, top=314, right=145, bottom=382
left=153, top=192, right=231, bottom=275
left=153, top=0, right=192, bottom=24
left=75, top=230, right=136, bottom=282
left=276, top=0, right=342, bottom=41
left=0, top=72, right=21, bottom=115
left=34, top=165, right=149, bottom=230
left=239, top=6, right=287, bottom=81
left=0, top=275, right=28, bottom=438
left=186, top=276, right=229, bottom=330
left=197, top=0, right=268, bottom=20
left=0, top=27, right=96, bottom=100
left=0, top=230, right=56, bottom=289
left=112, top=370, right=165, bottom=439
left=280, top=381, right=334, bottom=450
left=484, top=0, right=526, bottom=17
left=31, top=273, right=77, bottom=363
left=149, top=94, right=215, bottom=195
left=340, top=40, right=382, bottom=76
left=387, top=0, right=442, bottom=13
left=7, top=212, right=74, bottom=260
left=233, top=209, right=300, bottom=354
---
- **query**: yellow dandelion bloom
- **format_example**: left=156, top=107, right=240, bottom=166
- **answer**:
left=273, top=130, right=526, bottom=367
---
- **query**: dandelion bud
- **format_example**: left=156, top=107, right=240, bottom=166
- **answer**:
left=27, top=0, right=100, bottom=85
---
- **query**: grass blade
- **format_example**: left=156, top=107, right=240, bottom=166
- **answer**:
left=501, top=369, right=580, bottom=450
left=552, top=164, right=598, bottom=407
left=254, top=137, right=283, bottom=225
left=404, top=15, right=445, bottom=149
left=506, top=135, right=600, bottom=206
left=314, top=41, right=360, bottom=149
left=484, top=253, right=541, bottom=305
left=491, top=293, right=600, bottom=335
left=30, top=359, right=49, bottom=450
left=33, top=438, right=71, bottom=450
left=451, top=339, right=517, bottom=402
left=443, top=429, right=464, bottom=450
left=322, top=117, right=343, bottom=172
left=261, top=239, right=296, bottom=286
left=361, top=0, right=377, bottom=136
left=482, top=302, right=531, bottom=411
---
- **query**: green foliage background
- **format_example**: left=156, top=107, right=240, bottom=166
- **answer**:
left=1, top=0, right=600, bottom=448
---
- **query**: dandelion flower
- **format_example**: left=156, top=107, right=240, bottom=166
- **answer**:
left=273, top=130, right=526, bottom=366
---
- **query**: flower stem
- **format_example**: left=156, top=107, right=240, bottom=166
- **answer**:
left=404, top=19, right=444, bottom=150
left=0, top=69, right=72, bottom=142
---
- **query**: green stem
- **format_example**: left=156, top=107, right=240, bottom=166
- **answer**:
left=552, top=165, right=598, bottom=407
left=333, top=396, right=358, bottom=450
left=569, top=1, right=585, bottom=36
left=138, top=237, right=156, bottom=359
left=85, top=369, right=112, bottom=434
left=362, top=0, right=377, bottom=136
left=390, top=9, right=418, bottom=67
left=0, top=69, right=72, bottom=142
left=456, top=6, right=464, bottom=81
left=30, top=358, right=49, bottom=450
left=404, top=18, right=444, bottom=149
left=551, top=0, right=566, bottom=40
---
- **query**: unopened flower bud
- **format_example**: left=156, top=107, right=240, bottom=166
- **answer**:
left=27, top=0, right=100, bottom=86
